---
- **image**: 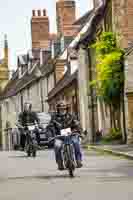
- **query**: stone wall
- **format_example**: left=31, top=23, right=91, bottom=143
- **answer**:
left=78, top=47, right=93, bottom=142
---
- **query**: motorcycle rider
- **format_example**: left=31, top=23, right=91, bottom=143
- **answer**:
left=49, top=100, right=83, bottom=170
left=18, top=102, right=40, bottom=150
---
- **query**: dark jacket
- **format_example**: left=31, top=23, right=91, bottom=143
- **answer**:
left=49, top=112, right=80, bottom=135
left=18, top=111, right=40, bottom=127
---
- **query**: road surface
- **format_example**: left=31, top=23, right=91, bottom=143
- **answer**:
left=0, top=150, right=133, bottom=200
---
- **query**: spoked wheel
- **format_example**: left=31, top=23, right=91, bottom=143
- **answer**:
left=27, top=145, right=31, bottom=157
left=69, top=167, right=74, bottom=178
left=32, top=149, right=37, bottom=157
left=32, top=139, right=37, bottom=157
left=27, top=150, right=31, bottom=157
left=65, top=145, right=75, bottom=178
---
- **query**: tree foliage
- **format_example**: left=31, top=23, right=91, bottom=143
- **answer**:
left=90, top=32, right=125, bottom=131
left=91, top=32, right=124, bottom=105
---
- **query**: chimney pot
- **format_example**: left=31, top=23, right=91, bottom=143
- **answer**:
left=43, top=9, right=46, bottom=16
left=38, top=10, right=41, bottom=16
left=32, top=10, right=36, bottom=16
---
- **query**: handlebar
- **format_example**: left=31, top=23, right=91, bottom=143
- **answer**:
left=53, top=120, right=62, bottom=128
left=15, top=123, right=24, bottom=129
left=48, top=132, right=81, bottom=143
left=15, top=123, right=39, bottom=130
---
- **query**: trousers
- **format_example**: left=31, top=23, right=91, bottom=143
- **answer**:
left=54, top=135, right=82, bottom=164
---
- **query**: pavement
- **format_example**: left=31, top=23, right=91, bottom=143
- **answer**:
left=89, top=144, right=133, bottom=160
left=0, top=150, right=133, bottom=199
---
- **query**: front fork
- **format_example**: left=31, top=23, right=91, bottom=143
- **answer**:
left=63, top=143, right=76, bottom=169
left=26, top=132, right=37, bottom=151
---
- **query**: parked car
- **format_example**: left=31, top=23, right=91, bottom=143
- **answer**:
left=37, top=112, right=52, bottom=147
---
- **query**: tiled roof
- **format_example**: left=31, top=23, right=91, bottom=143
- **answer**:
left=0, top=72, right=36, bottom=100
left=0, top=76, right=18, bottom=99
left=18, top=54, right=28, bottom=65
left=64, top=0, right=108, bottom=50
left=0, top=55, right=52, bottom=100
left=48, top=70, right=78, bottom=100
left=125, top=43, right=133, bottom=56
left=75, top=0, right=108, bottom=47
left=73, top=10, right=93, bottom=27
left=40, top=61, right=54, bottom=76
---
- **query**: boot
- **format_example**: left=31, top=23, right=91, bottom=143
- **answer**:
left=76, top=160, right=83, bottom=168
left=58, top=160, right=64, bottom=170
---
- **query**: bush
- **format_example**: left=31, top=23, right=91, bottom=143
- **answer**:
left=102, top=128, right=122, bottom=142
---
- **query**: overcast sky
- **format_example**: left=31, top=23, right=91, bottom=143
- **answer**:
left=0, top=0, right=93, bottom=70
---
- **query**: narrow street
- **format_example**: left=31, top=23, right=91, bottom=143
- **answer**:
left=0, top=150, right=133, bottom=199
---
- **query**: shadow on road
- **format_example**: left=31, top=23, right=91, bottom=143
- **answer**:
left=8, top=155, right=28, bottom=158
left=6, top=174, right=78, bottom=181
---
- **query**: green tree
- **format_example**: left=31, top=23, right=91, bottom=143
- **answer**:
left=90, top=32, right=124, bottom=131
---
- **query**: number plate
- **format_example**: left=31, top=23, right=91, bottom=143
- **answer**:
left=28, top=125, right=35, bottom=131
left=40, top=134, right=46, bottom=139
left=61, top=128, right=71, bottom=136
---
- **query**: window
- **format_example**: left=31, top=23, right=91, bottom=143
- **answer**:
left=5, top=101, right=9, bottom=113
left=27, top=87, right=30, bottom=100
left=20, top=93, right=23, bottom=112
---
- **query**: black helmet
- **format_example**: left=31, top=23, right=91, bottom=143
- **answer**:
left=56, top=100, right=70, bottom=113
left=56, top=100, right=70, bottom=109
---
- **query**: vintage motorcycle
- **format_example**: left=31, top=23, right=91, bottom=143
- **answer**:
left=25, top=124, right=38, bottom=157
left=16, top=123, right=38, bottom=157
left=49, top=128, right=80, bottom=178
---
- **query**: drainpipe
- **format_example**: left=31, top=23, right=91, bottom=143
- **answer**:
left=122, top=86, right=127, bottom=143
left=87, top=48, right=96, bottom=144
left=20, top=92, right=23, bottom=112
left=40, top=79, right=44, bottom=112
left=122, top=59, right=127, bottom=143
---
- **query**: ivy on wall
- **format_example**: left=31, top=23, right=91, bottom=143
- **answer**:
left=90, top=32, right=125, bottom=132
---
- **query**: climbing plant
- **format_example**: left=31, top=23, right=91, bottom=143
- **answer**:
left=90, top=32, right=125, bottom=131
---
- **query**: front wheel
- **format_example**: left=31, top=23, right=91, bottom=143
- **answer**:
left=64, top=145, right=75, bottom=178
left=26, top=145, right=31, bottom=157
left=32, top=150, right=36, bottom=157
left=69, top=168, right=74, bottom=178
left=32, top=144, right=37, bottom=157
left=27, top=150, right=31, bottom=157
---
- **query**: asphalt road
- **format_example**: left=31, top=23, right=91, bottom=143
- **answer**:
left=0, top=149, right=133, bottom=200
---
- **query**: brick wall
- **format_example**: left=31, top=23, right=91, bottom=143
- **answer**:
left=55, top=59, right=66, bottom=83
left=112, top=0, right=133, bottom=48
left=112, top=0, right=128, bottom=48
left=127, top=0, right=133, bottom=43
left=56, top=0, right=76, bottom=37
left=31, top=9, right=50, bottom=49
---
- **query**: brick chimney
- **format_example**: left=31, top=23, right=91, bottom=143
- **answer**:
left=127, top=0, right=133, bottom=44
left=31, top=9, right=50, bottom=50
left=32, top=10, right=36, bottom=16
left=112, top=0, right=133, bottom=48
left=37, top=10, right=41, bottom=16
left=56, top=0, right=77, bottom=37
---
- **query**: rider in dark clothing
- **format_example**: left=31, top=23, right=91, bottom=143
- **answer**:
left=18, top=102, right=40, bottom=150
left=49, top=100, right=83, bottom=170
